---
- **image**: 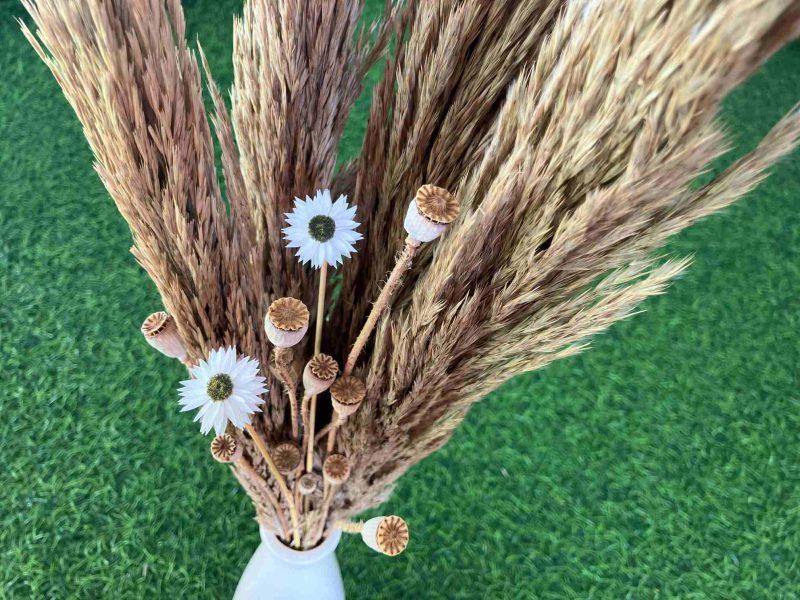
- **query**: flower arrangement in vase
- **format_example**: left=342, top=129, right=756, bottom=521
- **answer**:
left=20, top=0, right=800, bottom=597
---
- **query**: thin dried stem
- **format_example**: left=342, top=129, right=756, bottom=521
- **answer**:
left=335, top=520, right=363, bottom=534
left=344, top=238, right=420, bottom=376
left=315, top=422, right=332, bottom=444
left=326, top=414, right=346, bottom=455
left=311, top=484, right=340, bottom=544
left=233, top=457, right=291, bottom=541
left=305, top=263, right=329, bottom=472
left=273, top=350, right=300, bottom=439
left=315, top=264, right=329, bottom=356
left=245, top=424, right=301, bottom=547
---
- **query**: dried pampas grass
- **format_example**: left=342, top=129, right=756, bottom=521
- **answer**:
left=22, top=0, right=800, bottom=554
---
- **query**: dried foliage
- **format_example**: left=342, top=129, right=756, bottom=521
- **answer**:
left=22, top=0, right=800, bottom=549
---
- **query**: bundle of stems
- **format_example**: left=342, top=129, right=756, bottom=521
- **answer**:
left=22, top=0, right=800, bottom=552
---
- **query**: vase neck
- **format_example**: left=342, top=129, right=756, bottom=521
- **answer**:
left=259, top=527, right=342, bottom=566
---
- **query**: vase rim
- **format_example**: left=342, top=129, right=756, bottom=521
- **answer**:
left=259, top=526, right=342, bottom=565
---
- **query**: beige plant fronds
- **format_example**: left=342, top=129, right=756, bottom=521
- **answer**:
left=21, top=0, right=800, bottom=551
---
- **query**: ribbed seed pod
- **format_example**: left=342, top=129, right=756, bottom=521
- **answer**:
left=298, top=472, right=321, bottom=496
left=303, top=354, right=338, bottom=396
left=265, top=297, right=309, bottom=348
left=210, top=433, right=242, bottom=463
left=272, top=442, right=302, bottom=474
left=323, top=453, right=351, bottom=485
left=141, top=311, right=187, bottom=361
left=329, top=376, right=366, bottom=417
left=360, top=515, right=409, bottom=556
left=403, top=185, right=459, bottom=243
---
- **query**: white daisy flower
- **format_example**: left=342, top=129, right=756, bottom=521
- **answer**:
left=178, top=347, right=267, bottom=435
left=282, top=189, right=362, bottom=268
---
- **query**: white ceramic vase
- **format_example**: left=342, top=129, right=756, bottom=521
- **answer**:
left=233, top=527, right=345, bottom=600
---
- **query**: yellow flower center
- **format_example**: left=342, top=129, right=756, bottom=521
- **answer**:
left=207, top=373, right=233, bottom=402
left=308, top=215, right=336, bottom=242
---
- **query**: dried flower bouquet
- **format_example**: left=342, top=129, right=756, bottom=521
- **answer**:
left=21, top=0, right=800, bottom=559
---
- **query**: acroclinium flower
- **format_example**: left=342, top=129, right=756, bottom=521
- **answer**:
left=282, top=189, right=362, bottom=268
left=141, top=311, right=187, bottom=362
left=178, top=347, right=267, bottom=435
left=403, top=184, right=459, bottom=243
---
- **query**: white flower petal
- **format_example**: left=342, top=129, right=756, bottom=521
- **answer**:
left=213, top=408, right=228, bottom=436
left=176, top=347, right=267, bottom=435
left=179, top=393, right=208, bottom=411
left=200, top=411, right=216, bottom=435
left=282, top=189, right=361, bottom=268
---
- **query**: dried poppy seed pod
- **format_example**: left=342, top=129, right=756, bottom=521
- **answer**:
left=403, top=185, right=459, bottom=243
left=361, top=516, right=409, bottom=556
left=323, top=453, right=351, bottom=485
left=141, top=311, right=187, bottom=362
left=210, top=433, right=242, bottom=463
left=303, top=354, right=338, bottom=396
left=265, top=297, right=309, bottom=348
left=272, top=442, right=302, bottom=474
left=329, top=376, right=366, bottom=418
left=298, top=472, right=321, bottom=496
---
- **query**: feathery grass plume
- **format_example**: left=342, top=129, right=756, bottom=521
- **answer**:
left=329, top=0, right=800, bottom=518
left=336, top=0, right=568, bottom=350
left=21, top=0, right=231, bottom=363
left=231, top=0, right=396, bottom=302
left=22, top=0, right=800, bottom=553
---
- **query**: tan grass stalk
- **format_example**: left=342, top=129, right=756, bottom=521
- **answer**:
left=344, top=238, right=419, bottom=376
left=305, top=263, right=329, bottom=472
left=244, top=424, right=302, bottom=547
left=335, top=520, right=363, bottom=535
left=272, top=355, right=300, bottom=440
left=232, top=458, right=291, bottom=542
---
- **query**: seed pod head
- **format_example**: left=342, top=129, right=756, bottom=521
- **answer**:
left=323, top=453, right=351, bottom=485
left=141, top=311, right=187, bottom=361
left=361, top=515, right=409, bottom=556
left=303, top=354, right=338, bottom=396
left=210, top=433, right=242, bottom=463
left=298, top=472, right=321, bottom=496
left=329, top=376, right=366, bottom=417
left=272, top=442, right=302, bottom=474
left=403, top=185, right=458, bottom=243
left=265, top=298, right=309, bottom=348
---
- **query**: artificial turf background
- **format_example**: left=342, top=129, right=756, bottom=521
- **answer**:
left=1, top=1, right=799, bottom=598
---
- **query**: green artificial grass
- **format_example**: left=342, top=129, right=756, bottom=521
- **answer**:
left=1, top=1, right=799, bottom=598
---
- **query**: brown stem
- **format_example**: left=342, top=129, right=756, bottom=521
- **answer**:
left=314, top=262, right=328, bottom=355
left=311, top=483, right=339, bottom=544
left=301, top=393, right=311, bottom=434
left=245, top=423, right=302, bottom=547
left=273, top=350, right=299, bottom=439
left=325, top=413, right=345, bottom=454
left=305, top=264, right=328, bottom=472
left=305, top=396, right=318, bottom=472
left=314, top=422, right=331, bottom=443
left=344, top=237, right=419, bottom=376
left=233, top=459, right=291, bottom=541
left=335, top=519, right=363, bottom=534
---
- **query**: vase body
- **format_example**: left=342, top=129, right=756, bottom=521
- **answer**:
left=233, top=527, right=345, bottom=600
